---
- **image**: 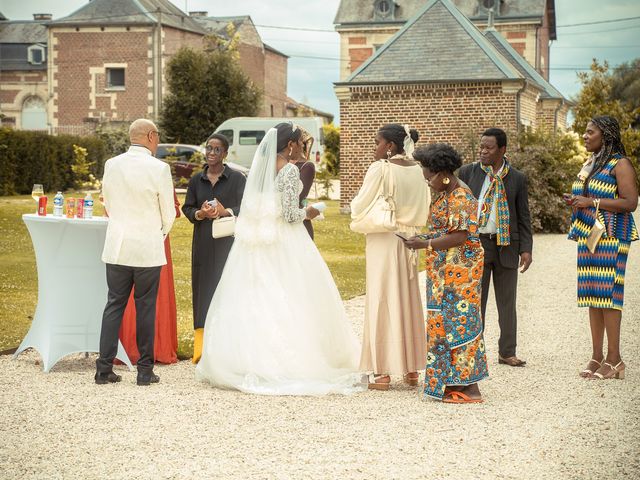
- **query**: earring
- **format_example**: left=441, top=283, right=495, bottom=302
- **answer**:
left=386, top=150, right=392, bottom=159
left=442, top=176, right=450, bottom=185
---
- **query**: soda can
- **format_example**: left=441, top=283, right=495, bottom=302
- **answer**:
left=76, top=197, right=84, bottom=218
left=65, top=198, right=75, bottom=218
left=38, top=196, right=47, bottom=216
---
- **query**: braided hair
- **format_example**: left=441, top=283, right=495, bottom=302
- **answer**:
left=589, top=115, right=627, bottom=176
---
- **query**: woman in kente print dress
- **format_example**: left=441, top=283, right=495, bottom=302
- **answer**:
left=403, top=144, right=488, bottom=403
left=567, top=116, right=638, bottom=381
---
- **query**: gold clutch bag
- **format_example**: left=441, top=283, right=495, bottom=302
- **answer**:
left=586, top=199, right=605, bottom=253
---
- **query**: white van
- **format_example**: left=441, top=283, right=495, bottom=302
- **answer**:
left=214, top=117, right=326, bottom=170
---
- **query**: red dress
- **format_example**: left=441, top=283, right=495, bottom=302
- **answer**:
left=117, top=192, right=180, bottom=364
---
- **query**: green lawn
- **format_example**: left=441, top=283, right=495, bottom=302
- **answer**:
left=0, top=194, right=366, bottom=358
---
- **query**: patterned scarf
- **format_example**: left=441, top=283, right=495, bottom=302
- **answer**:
left=479, top=159, right=510, bottom=246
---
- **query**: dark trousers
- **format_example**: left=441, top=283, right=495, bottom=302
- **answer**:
left=480, top=236, right=519, bottom=357
left=96, top=263, right=162, bottom=374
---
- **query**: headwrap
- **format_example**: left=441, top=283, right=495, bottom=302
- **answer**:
left=479, top=158, right=511, bottom=246
left=586, top=116, right=627, bottom=190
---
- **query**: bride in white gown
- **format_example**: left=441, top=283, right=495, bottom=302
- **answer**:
left=196, top=123, right=364, bottom=395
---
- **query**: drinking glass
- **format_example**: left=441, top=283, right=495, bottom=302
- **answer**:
left=31, top=184, right=44, bottom=213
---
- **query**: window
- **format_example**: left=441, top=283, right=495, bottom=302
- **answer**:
left=217, top=130, right=234, bottom=146
left=374, top=0, right=394, bottom=19
left=239, top=130, right=266, bottom=146
left=27, top=45, right=46, bottom=65
left=106, top=68, right=125, bottom=89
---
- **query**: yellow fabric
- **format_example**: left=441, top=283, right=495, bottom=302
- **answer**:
left=192, top=328, right=204, bottom=364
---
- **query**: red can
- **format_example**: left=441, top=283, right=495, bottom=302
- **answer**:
left=76, top=197, right=84, bottom=218
left=65, top=198, right=75, bottom=218
left=38, top=196, right=47, bottom=216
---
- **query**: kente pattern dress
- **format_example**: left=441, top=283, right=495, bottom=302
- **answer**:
left=568, top=154, right=638, bottom=310
left=422, top=185, right=489, bottom=400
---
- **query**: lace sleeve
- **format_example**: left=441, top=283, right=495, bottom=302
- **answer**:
left=280, top=165, right=307, bottom=224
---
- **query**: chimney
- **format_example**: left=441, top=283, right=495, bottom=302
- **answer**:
left=487, top=8, right=496, bottom=30
left=189, top=11, right=208, bottom=17
left=33, top=13, right=52, bottom=21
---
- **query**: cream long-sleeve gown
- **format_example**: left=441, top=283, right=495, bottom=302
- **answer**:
left=351, top=157, right=430, bottom=375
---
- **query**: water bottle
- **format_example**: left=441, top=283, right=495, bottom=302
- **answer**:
left=53, top=192, right=64, bottom=217
left=83, top=193, right=94, bottom=219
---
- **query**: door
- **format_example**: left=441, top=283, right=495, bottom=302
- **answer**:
left=21, top=96, right=47, bottom=130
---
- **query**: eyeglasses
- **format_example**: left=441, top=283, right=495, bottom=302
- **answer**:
left=426, top=172, right=440, bottom=186
left=205, top=145, right=225, bottom=154
left=149, top=130, right=160, bottom=137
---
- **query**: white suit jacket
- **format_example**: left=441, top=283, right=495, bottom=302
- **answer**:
left=101, top=146, right=175, bottom=267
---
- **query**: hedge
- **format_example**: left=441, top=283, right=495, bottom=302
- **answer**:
left=0, top=128, right=106, bottom=195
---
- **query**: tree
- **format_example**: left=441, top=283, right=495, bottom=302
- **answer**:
left=160, top=32, right=262, bottom=144
left=322, top=123, right=340, bottom=175
left=572, top=59, right=640, bottom=178
left=611, top=58, right=640, bottom=127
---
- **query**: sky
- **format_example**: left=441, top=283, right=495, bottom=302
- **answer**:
left=2, top=0, right=639, bottom=124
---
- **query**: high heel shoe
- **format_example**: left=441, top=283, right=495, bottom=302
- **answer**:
left=579, top=358, right=602, bottom=378
left=592, top=360, right=625, bottom=380
left=368, top=374, right=390, bottom=391
left=404, top=372, right=419, bottom=386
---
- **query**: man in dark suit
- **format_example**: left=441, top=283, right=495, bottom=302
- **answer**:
left=458, top=128, right=532, bottom=367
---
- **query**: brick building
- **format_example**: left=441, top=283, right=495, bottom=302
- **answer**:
left=335, top=0, right=556, bottom=80
left=0, top=14, right=49, bottom=130
left=334, top=0, right=570, bottom=210
left=190, top=13, right=289, bottom=117
left=0, top=0, right=293, bottom=133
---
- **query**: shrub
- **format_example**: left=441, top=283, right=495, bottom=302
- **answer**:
left=322, top=123, right=340, bottom=175
left=0, top=128, right=106, bottom=195
left=509, top=129, right=587, bottom=233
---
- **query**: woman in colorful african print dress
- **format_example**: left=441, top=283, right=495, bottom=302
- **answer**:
left=402, top=144, right=488, bottom=403
left=567, top=116, right=638, bottom=380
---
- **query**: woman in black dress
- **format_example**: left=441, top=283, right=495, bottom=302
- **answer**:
left=182, top=133, right=246, bottom=363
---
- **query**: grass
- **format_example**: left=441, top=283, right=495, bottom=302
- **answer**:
left=0, top=194, right=366, bottom=358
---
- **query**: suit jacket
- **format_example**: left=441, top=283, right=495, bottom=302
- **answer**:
left=101, top=146, right=175, bottom=267
left=458, top=161, right=533, bottom=269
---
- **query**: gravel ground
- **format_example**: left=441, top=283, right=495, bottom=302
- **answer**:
left=1, top=233, right=639, bottom=480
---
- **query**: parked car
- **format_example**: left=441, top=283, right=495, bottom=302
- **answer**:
left=214, top=117, right=326, bottom=170
left=155, top=143, right=249, bottom=180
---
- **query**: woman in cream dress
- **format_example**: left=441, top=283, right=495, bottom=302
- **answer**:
left=351, top=124, right=430, bottom=390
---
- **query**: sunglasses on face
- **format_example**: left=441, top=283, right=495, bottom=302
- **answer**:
left=205, top=145, right=225, bottom=154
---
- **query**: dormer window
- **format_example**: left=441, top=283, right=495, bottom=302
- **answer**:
left=27, top=44, right=46, bottom=65
left=374, top=0, right=395, bottom=20
left=479, top=0, right=503, bottom=16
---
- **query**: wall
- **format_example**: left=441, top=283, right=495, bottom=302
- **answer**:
left=0, top=70, right=48, bottom=129
left=263, top=49, right=288, bottom=117
left=337, top=81, right=519, bottom=209
left=50, top=26, right=153, bottom=131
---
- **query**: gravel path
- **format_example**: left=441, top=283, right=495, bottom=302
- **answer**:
left=1, top=233, right=639, bottom=479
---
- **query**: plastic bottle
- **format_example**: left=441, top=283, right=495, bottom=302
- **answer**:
left=53, top=192, right=64, bottom=217
left=83, top=193, right=94, bottom=219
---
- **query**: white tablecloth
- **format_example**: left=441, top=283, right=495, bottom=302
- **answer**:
left=14, top=214, right=132, bottom=372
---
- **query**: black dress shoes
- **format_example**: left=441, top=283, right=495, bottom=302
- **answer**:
left=95, top=371, right=122, bottom=384
left=137, top=372, right=160, bottom=386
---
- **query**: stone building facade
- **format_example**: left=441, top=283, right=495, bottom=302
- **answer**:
left=335, top=0, right=570, bottom=210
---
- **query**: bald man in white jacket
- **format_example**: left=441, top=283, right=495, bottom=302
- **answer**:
left=95, top=119, right=175, bottom=386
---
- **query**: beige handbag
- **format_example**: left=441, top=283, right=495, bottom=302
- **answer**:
left=350, top=160, right=397, bottom=234
left=211, top=214, right=236, bottom=239
left=586, top=199, right=605, bottom=253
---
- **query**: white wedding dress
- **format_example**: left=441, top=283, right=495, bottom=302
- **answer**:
left=196, top=128, right=363, bottom=395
